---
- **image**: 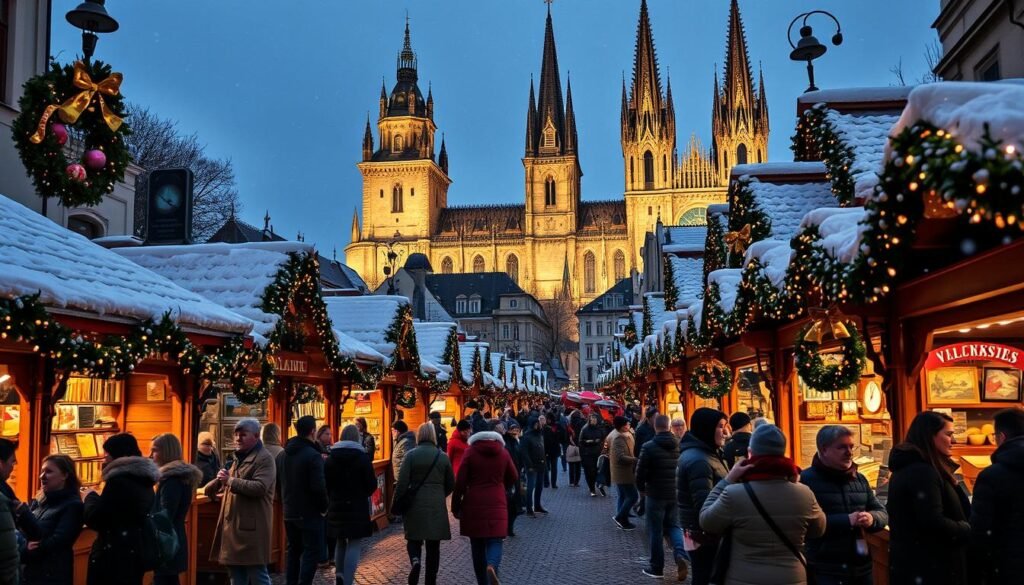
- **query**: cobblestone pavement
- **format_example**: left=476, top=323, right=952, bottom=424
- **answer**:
left=271, top=480, right=693, bottom=584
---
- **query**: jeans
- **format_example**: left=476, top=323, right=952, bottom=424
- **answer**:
left=546, top=456, right=559, bottom=487
left=526, top=469, right=544, bottom=511
left=645, top=496, right=688, bottom=573
left=689, top=540, right=719, bottom=585
left=614, top=484, right=639, bottom=523
left=228, top=565, right=272, bottom=585
left=568, top=461, right=581, bottom=485
left=469, top=537, right=503, bottom=584
left=581, top=457, right=598, bottom=492
left=284, top=517, right=325, bottom=585
left=334, top=537, right=363, bottom=585
left=406, top=539, right=440, bottom=585
left=560, top=444, right=568, bottom=471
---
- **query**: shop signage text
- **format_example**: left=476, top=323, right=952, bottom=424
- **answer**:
left=925, top=342, right=1021, bottom=370
left=273, top=355, right=309, bottom=375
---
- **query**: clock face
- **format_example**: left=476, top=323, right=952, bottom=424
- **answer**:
left=154, top=184, right=183, bottom=213
left=863, top=381, right=883, bottom=414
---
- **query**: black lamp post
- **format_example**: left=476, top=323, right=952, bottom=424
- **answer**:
left=380, top=230, right=404, bottom=295
left=787, top=10, right=843, bottom=93
left=65, top=1, right=119, bottom=63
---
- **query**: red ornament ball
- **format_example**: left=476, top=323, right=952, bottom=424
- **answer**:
left=51, top=123, right=68, bottom=146
left=65, top=163, right=87, bottom=182
left=83, top=149, right=107, bottom=170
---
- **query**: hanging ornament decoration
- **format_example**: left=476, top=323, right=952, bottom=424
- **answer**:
left=794, top=309, right=866, bottom=394
left=395, top=386, right=418, bottom=409
left=12, top=60, right=131, bottom=208
left=292, top=383, right=320, bottom=405
left=724, top=224, right=753, bottom=256
left=689, top=357, right=733, bottom=399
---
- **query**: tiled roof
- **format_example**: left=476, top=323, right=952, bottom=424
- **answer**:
left=206, top=217, right=286, bottom=244
left=425, top=272, right=526, bottom=317
left=826, top=109, right=899, bottom=200
left=747, top=179, right=837, bottom=241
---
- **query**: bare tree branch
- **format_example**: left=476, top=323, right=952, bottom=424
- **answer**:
left=125, top=103, right=242, bottom=241
left=889, top=57, right=907, bottom=87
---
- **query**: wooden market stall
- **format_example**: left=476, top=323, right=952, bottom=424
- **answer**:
left=0, top=194, right=257, bottom=585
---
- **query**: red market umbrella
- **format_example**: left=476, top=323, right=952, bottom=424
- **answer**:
left=561, top=391, right=583, bottom=407
left=577, top=391, right=603, bottom=402
left=593, top=399, right=623, bottom=420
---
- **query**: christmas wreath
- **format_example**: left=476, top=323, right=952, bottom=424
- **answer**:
left=395, top=386, right=417, bottom=409
left=11, top=60, right=131, bottom=208
left=794, top=316, right=866, bottom=394
left=690, top=358, right=733, bottom=399
left=292, top=383, right=320, bottom=405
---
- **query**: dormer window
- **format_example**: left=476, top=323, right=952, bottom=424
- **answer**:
left=469, top=294, right=481, bottom=313
left=456, top=294, right=467, bottom=314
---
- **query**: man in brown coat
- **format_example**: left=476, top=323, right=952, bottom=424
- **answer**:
left=204, top=417, right=277, bottom=585
left=609, top=416, right=638, bottom=530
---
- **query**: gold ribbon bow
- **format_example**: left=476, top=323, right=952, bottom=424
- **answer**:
left=30, top=61, right=123, bottom=144
left=724, top=224, right=752, bottom=255
left=803, top=306, right=851, bottom=344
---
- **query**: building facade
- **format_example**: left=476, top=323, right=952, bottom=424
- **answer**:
left=0, top=0, right=141, bottom=238
left=344, top=0, right=768, bottom=304
left=933, top=0, right=1024, bottom=81
left=577, top=278, right=634, bottom=389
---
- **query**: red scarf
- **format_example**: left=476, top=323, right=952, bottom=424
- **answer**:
left=742, top=454, right=801, bottom=482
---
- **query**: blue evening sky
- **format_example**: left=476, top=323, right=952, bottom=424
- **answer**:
left=51, top=1, right=938, bottom=259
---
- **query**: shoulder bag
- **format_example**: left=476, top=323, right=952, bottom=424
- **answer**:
left=743, top=482, right=817, bottom=585
left=392, top=449, right=440, bottom=515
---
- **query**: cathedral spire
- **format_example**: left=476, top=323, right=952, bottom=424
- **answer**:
left=350, top=208, right=360, bottom=243
left=525, top=77, right=537, bottom=156
left=630, top=0, right=663, bottom=116
left=723, top=0, right=754, bottom=114
left=563, top=75, right=577, bottom=154
left=439, top=134, right=448, bottom=175
left=362, top=114, right=373, bottom=162
left=535, top=7, right=565, bottom=154
left=397, top=14, right=417, bottom=78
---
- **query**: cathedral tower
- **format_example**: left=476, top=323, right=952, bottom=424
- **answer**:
left=523, top=5, right=581, bottom=238
left=620, top=0, right=676, bottom=194
left=711, top=0, right=769, bottom=184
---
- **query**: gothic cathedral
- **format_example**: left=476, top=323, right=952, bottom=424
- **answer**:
left=344, top=0, right=769, bottom=305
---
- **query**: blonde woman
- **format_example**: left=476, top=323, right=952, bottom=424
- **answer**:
left=150, top=433, right=202, bottom=585
left=195, top=431, right=220, bottom=485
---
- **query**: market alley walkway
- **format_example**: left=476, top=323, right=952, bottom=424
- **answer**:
left=271, top=481, right=680, bottom=584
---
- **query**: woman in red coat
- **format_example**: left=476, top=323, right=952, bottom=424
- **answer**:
left=451, top=430, right=518, bottom=585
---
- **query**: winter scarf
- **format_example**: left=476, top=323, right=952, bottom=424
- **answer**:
left=742, top=454, right=800, bottom=482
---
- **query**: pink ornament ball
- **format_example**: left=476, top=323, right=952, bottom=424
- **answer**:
left=51, top=123, right=68, bottom=145
left=83, top=149, right=107, bottom=170
left=66, top=163, right=87, bottom=182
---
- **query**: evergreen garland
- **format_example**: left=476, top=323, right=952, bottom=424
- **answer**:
left=690, top=358, right=732, bottom=399
left=662, top=254, right=679, bottom=310
left=727, top=177, right=773, bottom=268
left=794, top=319, right=867, bottom=393
left=12, top=60, right=132, bottom=208
left=291, top=382, right=320, bottom=405
left=622, top=319, right=639, bottom=349
left=704, top=216, right=727, bottom=289
left=641, top=295, right=653, bottom=339
left=483, top=347, right=493, bottom=375
left=792, top=105, right=858, bottom=206
left=471, top=347, right=484, bottom=386
left=395, top=386, right=417, bottom=409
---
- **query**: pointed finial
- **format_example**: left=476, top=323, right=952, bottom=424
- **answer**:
left=229, top=201, right=236, bottom=221
left=263, top=210, right=271, bottom=231
left=333, top=246, right=337, bottom=261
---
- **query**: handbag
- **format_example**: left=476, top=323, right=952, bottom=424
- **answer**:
left=744, top=482, right=817, bottom=585
left=566, top=444, right=581, bottom=463
left=392, top=450, right=440, bottom=515
left=708, top=531, right=732, bottom=585
left=596, top=454, right=610, bottom=486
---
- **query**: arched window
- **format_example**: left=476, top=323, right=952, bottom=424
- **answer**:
left=473, top=255, right=485, bottom=273
left=737, top=144, right=748, bottom=165
left=584, top=252, right=596, bottom=294
left=662, top=154, right=668, bottom=183
left=613, top=250, right=626, bottom=281
left=393, top=134, right=404, bottom=152
left=544, top=177, right=556, bottom=207
left=678, top=207, right=709, bottom=226
left=643, top=151, right=654, bottom=188
left=724, top=152, right=729, bottom=169
left=506, top=254, right=519, bottom=284
left=441, top=257, right=454, bottom=274
left=757, top=149, right=763, bottom=163
left=629, top=157, right=635, bottom=185
left=379, top=189, right=384, bottom=199
left=392, top=184, right=403, bottom=213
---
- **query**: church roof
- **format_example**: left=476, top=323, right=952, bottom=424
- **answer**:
left=578, top=200, right=627, bottom=232
left=436, top=205, right=525, bottom=239
left=425, top=272, right=527, bottom=318
left=207, top=216, right=286, bottom=244
left=578, top=278, right=634, bottom=314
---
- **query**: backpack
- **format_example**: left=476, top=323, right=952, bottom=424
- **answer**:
left=139, top=507, right=178, bottom=572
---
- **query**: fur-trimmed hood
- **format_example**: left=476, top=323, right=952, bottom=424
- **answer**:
left=102, top=455, right=160, bottom=483
left=468, top=431, right=504, bottom=445
left=160, top=459, right=203, bottom=488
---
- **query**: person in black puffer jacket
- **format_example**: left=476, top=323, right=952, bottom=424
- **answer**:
left=520, top=415, right=547, bottom=515
left=150, top=434, right=203, bottom=585
left=84, top=433, right=159, bottom=585
left=578, top=414, right=606, bottom=496
left=970, top=407, right=1024, bottom=585
left=20, top=454, right=84, bottom=585
left=887, top=411, right=970, bottom=585
left=677, top=408, right=728, bottom=585
left=282, top=415, right=329, bottom=585
left=633, top=406, right=659, bottom=457
left=636, top=415, right=688, bottom=580
left=722, top=412, right=752, bottom=469
left=325, top=424, right=377, bottom=585
left=799, top=425, right=887, bottom=585
left=542, top=414, right=566, bottom=489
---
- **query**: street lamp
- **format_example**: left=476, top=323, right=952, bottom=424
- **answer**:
left=380, top=230, right=405, bottom=295
left=787, top=10, right=843, bottom=93
left=65, top=0, right=119, bottom=63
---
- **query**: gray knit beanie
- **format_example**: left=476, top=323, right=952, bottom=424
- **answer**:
left=749, top=424, right=786, bottom=457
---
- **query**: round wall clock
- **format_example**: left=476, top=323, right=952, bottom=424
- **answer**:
left=861, top=381, right=883, bottom=414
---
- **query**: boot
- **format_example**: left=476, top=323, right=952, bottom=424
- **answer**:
left=408, top=556, right=421, bottom=585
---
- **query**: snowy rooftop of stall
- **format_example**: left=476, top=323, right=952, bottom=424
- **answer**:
left=663, top=225, right=708, bottom=254
left=413, top=321, right=457, bottom=380
left=744, top=240, right=794, bottom=291
left=0, top=195, right=252, bottom=334
left=798, top=86, right=913, bottom=105
left=323, top=295, right=408, bottom=359
left=745, top=178, right=837, bottom=241
left=709, top=269, right=744, bottom=314
left=116, top=241, right=314, bottom=338
left=824, top=109, right=899, bottom=200
left=801, top=207, right=869, bottom=264
left=668, top=255, right=705, bottom=308
left=731, top=161, right=827, bottom=178
left=458, top=342, right=487, bottom=386
left=333, top=329, right=386, bottom=364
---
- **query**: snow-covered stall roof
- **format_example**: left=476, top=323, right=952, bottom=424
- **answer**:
left=731, top=161, right=827, bottom=178
left=663, top=225, right=707, bottom=254
left=743, top=240, right=794, bottom=291
left=323, top=295, right=409, bottom=360
left=668, top=255, right=705, bottom=307
left=801, top=207, right=868, bottom=264
left=116, top=241, right=315, bottom=338
left=333, top=329, right=386, bottom=364
left=824, top=110, right=899, bottom=200
left=798, top=86, right=914, bottom=105
left=458, top=341, right=488, bottom=386
left=708, top=269, right=743, bottom=314
left=413, top=321, right=457, bottom=380
left=745, top=179, right=837, bottom=241
left=0, top=195, right=251, bottom=334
